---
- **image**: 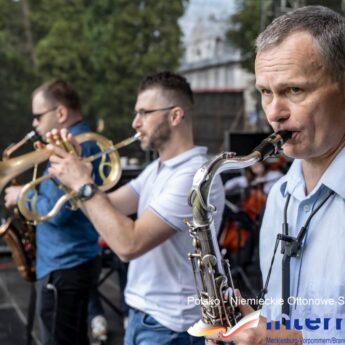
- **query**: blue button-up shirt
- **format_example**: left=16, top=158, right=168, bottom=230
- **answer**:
left=35, top=121, right=101, bottom=279
left=260, top=148, right=345, bottom=338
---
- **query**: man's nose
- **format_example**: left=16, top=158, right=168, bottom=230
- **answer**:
left=264, top=96, right=290, bottom=125
left=132, top=113, right=142, bottom=129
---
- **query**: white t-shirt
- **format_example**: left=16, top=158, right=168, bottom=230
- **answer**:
left=126, top=146, right=225, bottom=332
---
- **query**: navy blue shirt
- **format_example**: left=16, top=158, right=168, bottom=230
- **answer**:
left=35, top=121, right=101, bottom=279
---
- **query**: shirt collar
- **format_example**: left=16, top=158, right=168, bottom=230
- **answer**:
left=68, top=120, right=90, bottom=136
left=160, top=146, right=208, bottom=168
left=280, top=147, right=345, bottom=200
left=321, top=147, right=345, bottom=199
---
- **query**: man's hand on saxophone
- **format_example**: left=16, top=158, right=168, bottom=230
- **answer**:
left=205, top=289, right=266, bottom=345
left=205, top=290, right=302, bottom=345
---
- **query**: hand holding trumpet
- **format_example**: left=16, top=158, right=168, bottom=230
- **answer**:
left=47, top=128, right=94, bottom=192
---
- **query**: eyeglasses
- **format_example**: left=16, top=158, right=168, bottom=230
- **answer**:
left=133, top=105, right=177, bottom=119
left=32, top=106, right=58, bottom=121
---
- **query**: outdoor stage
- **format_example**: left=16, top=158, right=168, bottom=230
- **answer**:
left=0, top=252, right=125, bottom=345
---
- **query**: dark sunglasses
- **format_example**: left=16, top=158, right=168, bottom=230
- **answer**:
left=32, top=106, right=58, bottom=121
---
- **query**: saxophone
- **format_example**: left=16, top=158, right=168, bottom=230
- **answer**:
left=0, top=130, right=41, bottom=282
left=186, top=131, right=291, bottom=340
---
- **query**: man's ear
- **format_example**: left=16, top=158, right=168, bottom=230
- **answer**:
left=170, top=107, right=185, bottom=126
left=56, top=105, right=68, bottom=124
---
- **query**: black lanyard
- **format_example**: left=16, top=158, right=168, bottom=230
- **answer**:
left=259, top=189, right=335, bottom=322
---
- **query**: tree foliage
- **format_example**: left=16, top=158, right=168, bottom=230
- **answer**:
left=0, top=0, right=39, bottom=151
left=227, top=0, right=344, bottom=73
left=0, top=0, right=187, bottom=155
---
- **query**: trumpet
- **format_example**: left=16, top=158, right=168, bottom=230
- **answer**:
left=0, top=131, right=44, bottom=194
left=0, top=131, right=140, bottom=223
left=17, top=132, right=141, bottom=223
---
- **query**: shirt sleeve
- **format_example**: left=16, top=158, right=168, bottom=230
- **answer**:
left=149, top=171, right=225, bottom=233
left=148, top=169, right=195, bottom=232
left=128, top=163, right=152, bottom=197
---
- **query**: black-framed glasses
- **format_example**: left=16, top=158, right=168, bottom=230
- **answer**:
left=32, top=106, right=58, bottom=121
left=133, top=105, right=177, bottom=119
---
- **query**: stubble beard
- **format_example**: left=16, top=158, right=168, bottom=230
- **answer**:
left=141, top=116, right=172, bottom=152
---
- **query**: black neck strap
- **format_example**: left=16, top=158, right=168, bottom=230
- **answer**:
left=259, top=189, right=335, bottom=322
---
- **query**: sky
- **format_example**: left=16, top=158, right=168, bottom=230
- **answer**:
left=179, top=0, right=236, bottom=40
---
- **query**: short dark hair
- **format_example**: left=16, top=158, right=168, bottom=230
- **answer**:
left=33, top=79, right=81, bottom=112
left=138, top=71, right=194, bottom=109
left=256, top=6, right=345, bottom=81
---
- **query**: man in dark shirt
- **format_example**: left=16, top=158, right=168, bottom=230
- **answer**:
left=5, top=80, right=101, bottom=345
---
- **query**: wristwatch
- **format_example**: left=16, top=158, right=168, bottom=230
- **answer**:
left=76, top=183, right=98, bottom=202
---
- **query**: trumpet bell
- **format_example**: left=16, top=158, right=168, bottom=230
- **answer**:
left=0, top=149, right=51, bottom=194
left=77, top=132, right=122, bottom=191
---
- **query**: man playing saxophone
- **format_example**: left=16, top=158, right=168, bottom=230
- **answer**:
left=4, top=79, right=102, bottom=345
left=47, top=71, right=225, bottom=345
left=205, top=5, right=345, bottom=345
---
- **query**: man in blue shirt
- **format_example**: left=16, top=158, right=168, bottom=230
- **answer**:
left=5, top=80, right=101, bottom=345
left=207, top=5, right=345, bottom=345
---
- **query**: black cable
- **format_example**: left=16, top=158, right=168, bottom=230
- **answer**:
left=258, top=193, right=291, bottom=302
left=296, top=190, right=334, bottom=244
left=258, top=190, right=335, bottom=306
left=283, top=193, right=291, bottom=235
left=257, top=235, right=280, bottom=302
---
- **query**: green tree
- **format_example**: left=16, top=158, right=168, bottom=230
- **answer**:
left=31, top=0, right=186, bottom=141
left=227, top=0, right=344, bottom=73
left=227, top=0, right=265, bottom=72
left=0, top=0, right=38, bottom=152
left=0, top=0, right=187, bottom=159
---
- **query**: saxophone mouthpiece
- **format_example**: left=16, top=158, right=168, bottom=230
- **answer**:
left=276, top=130, right=293, bottom=143
left=25, top=130, right=38, bottom=141
left=26, top=130, right=46, bottom=144
left=254, top=130, right=292, bottom=161
left=134, top=132, right=142, bottom=140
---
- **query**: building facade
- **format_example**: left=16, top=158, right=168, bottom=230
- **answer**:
left=179, top=16, right=262, bottom=153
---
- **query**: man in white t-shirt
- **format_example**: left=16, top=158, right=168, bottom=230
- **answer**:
left=48, top=71, right=225, bottom=345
